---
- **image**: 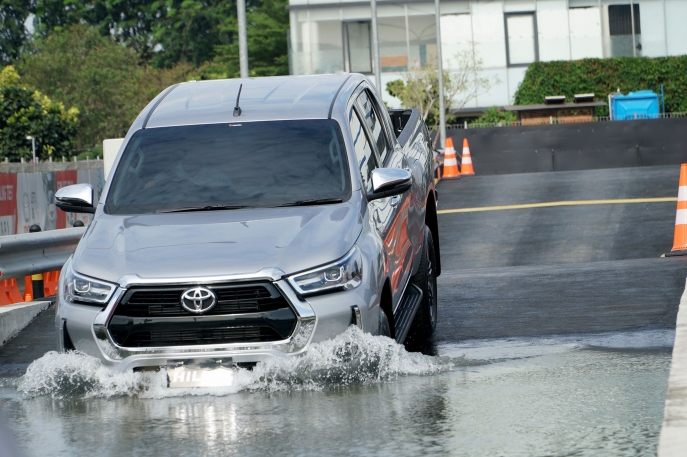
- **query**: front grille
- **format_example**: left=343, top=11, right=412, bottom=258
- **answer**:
left=120, top=326, right=281, bottom=348
left=108, top=281, right=297, bottom=348
left=114, top=283, right=289, bottom=317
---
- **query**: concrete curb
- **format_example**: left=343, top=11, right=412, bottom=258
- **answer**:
left=658, top=278, right=687, bottom=456
left=0, top=300, right=52, bottom=347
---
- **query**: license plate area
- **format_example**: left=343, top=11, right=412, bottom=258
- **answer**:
left=166, top=358, right=235, bottom=388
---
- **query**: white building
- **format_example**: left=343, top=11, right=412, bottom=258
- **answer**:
left=287, top=0, right=687, bottom=110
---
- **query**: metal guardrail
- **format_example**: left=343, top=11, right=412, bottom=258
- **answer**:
left=0, top=227, right=85, bottom=280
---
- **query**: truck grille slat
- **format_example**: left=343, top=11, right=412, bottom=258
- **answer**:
left=108, top=282, right=297, bottom=348
left=121, top=326, right=280, bottom=348
left=114, top=283, right=289, bottom=317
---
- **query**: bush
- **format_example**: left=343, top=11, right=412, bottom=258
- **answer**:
left=471, top=107, right=517, bottom=124
left=0, top=66, right=78, bottom=161
left=514, top=56, right=687, bottom=116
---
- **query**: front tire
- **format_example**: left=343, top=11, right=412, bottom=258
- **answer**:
left=408, top=226, right=438, bottom=341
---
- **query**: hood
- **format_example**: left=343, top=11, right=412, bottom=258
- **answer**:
left=72, top=204, right=362, bottom=284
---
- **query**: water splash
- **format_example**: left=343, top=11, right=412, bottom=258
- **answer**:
left=17, top=327, right=459, bottom=399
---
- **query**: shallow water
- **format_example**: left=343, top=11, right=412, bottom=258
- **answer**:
left=0, top=328, right=674, bottom=457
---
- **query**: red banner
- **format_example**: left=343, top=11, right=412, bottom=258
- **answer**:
left=55, top=171, right=77, bottom=229
left=0, top=173, right=17, bottom=235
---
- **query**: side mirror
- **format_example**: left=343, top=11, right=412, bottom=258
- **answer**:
left=367, top=168, right=412, bottom=202
left=55, top=184, right=95, bottom=214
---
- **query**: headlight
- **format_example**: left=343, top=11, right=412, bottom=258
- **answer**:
left=62, top=264, right=116, bottom=305
left=288, top=246, right=363, bottom=296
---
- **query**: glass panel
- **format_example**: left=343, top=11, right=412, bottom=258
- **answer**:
left=347, top=109, right=377, bottom=192
left=406, top=14, right=436, bottom=68
left=608, top=4, right=641, bottom=35
left=314, top=20, right=344, bottom=74
left=607, top=4, right=642, bottom=57
left=346, top=22, right=372, bottom=73
left=106, top=121, right=350, bottom=214
left=506, top=14, right=536, bottom=65
left=356, top=90, right=390, bottom=164
left=379, top=16, right=409, bottom=72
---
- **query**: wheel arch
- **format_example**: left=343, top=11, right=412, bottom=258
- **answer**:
left=425, top=190, right=441, bottom=277
left=380, top=278, right=395, bottom=338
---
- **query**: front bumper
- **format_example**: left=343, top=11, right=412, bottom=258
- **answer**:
left=56, top=266, right=377, bottom=372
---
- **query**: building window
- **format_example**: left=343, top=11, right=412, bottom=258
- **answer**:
left=505, top=12, right=539, bottom=67
left=608, top=4, right=641, bottom=36
left=608, top=3, right=641, bottom=57
left=343, top=21, right=372, bottom=74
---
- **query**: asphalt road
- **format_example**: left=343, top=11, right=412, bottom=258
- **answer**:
left=435, top=164, right=687, bottom=341
left=1, top=165, right=685, bottom=371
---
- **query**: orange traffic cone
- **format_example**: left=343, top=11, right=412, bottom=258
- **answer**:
left=442, top=137, right=460, bottom=178
left=461, top=138, right=475, bottom=175
left=666, top=164, right=687, bottom=256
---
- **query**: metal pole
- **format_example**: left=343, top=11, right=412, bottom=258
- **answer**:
left=630, top=1, right=636, bottom=57
left=370, top=0, right=382, bottom=91
left=31, top=137, right=36, bottom=163
left=237, top=0, right=249, bottom=78
left=435, top=0, right=446, bottom=150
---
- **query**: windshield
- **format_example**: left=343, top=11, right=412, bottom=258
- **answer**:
left=105, top=120, right=351, bottom=214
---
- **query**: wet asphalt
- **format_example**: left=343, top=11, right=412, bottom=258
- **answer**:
left=435, top=164, right=687, bottom=341
left=1, top=165, right=686, bottom=368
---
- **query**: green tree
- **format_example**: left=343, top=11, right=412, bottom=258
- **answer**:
left=387, top=50, right=496, bottom=144
left=206, top=0, right=289, bottom=77
left=0, top=0, right=34, bottom=65
left=19, top=25, right=198, bottom=148
left=19, top=25, right=142, bottom=148
left=0, top=66, right=78, bottom=161
left=152, top=0, right=235, bottom=68
left=33, top=0, right=166, bottom=61
left=31, top=0, right=290, bottom=75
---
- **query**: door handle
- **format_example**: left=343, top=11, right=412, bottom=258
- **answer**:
left=390, top=195, right=400, bottom=207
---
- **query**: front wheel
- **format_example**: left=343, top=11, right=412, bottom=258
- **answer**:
left=408, top=226, right=438, bottom=341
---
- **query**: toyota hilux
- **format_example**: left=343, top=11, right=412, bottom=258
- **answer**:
left=54, top=74, right=441, bottom=384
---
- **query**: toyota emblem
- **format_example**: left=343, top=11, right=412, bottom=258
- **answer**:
left=181, top=287, right=217, bottom=314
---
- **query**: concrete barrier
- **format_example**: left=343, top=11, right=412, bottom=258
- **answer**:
left=658, top=279, right=687, bottom=456
left=0, top=300, right=52, bottom=347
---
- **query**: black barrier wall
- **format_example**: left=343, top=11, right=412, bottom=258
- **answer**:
left=447, top=117, right=687, bottom=174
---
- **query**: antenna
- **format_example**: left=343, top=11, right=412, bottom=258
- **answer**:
left=233, top=84, right=243, bottom=117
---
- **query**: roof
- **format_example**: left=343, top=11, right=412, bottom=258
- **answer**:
left=503, top=101, right=607, bottom=112
left=144, top=74, right=354, bottom=129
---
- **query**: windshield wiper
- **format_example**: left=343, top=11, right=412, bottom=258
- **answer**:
left=276, top=198, right=343, bottom=207
left=155, top=205, right=253, bottom=213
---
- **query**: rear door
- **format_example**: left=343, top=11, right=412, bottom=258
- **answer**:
left=353, top=88, right=413, bottom=309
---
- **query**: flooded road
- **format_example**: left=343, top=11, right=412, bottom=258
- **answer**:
left=0, top=328, right=673, bottom=457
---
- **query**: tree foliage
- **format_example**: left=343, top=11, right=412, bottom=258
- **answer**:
left=27, top=0, right=290, bottom=75
left=387, top=50, right=496, bottom=134
left=0, top=66, right=78, bottom=161
left=0, top=0, right=33, bottom=65
left=471, top=107, right=517, bottom=125
left=18, top=25, right=198, bottom=148
left=515, top=57, right=687, bottom=116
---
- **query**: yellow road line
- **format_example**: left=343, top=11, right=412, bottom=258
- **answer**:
left=437, top=197, right=678, bottom=214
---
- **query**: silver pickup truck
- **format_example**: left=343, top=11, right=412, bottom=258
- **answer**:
left=54, top=74, right=441, bottom=376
